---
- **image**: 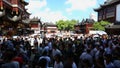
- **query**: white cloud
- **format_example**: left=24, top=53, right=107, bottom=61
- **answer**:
left=44, top=8, right=51, bottom=12
left=89, top=13, right=97, bottom=21
left=26, top=0, right=47, bottom=13
left=66, top=0, right=97, bottom=12
left=31, top=10, right=67, bottom=23
left=26, top=0, right=67, bottom=23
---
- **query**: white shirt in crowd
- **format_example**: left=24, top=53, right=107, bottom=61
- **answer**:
left=72, top=62, right=77, bottom=68
left=30, top=37, right=35, bottom=47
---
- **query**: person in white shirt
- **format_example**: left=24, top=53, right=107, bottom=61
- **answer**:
left=30, top=37, right=35, bottom=49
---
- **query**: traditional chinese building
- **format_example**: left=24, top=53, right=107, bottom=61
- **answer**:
left=94, top=0, right=120, bottom=35
left=74, top=19, right=95, bottom=34
left=30, top=17, right=41, bottom=34
left=45, top=22, right=58, bottom=34
left=30, top=17, right=58, bottom=35
left=0, top=0, right=30, bottom=36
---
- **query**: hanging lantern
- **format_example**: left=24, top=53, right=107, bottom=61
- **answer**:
left=0, top=6, right=3, bottom=10
left=0, top=7, right=5, bottom=17
left=11, top=7, right=19, bottom=15
left=16, top=11, right=18, bottom=15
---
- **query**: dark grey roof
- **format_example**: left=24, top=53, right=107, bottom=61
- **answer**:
left=30, top=17, right=41, bottom=24
left=81, top=19, right=86, bottom=23
left=75, top=19, right=95, bottom=26
left=81, top=19, right=95, bottom=24
left=86, top=19, right=95, bottom=23
left=94, top=0, right=120, bottom=11
left=21, top=0, right=29, bottom=5
left=103, top=0, right=119, bottom=6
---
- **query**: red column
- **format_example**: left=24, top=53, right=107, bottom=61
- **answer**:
left=86, top=23, right=89, bottom=34
left=0, top=0, right=3, bottom=10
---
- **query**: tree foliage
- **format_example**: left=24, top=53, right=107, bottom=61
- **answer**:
left=93, top=21, right=110, bottom=31
left=56, top=19, right=78, bottom=31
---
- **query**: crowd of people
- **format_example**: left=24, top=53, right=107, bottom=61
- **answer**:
left=0, top=34, right=120, bottom=68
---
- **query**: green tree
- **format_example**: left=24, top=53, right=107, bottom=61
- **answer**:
left=56, top=20, right=67, bottom=30
left=68, top=20, right=78, bottom=30
left=93, top=21, right=110, bottom=31
left=56, top=19, right=78, bottom=31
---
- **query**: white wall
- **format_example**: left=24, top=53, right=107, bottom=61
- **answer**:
left=116, top=4, right=120, bottom=22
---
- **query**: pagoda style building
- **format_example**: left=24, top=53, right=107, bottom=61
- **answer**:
left=30, top=18, right=58, bottom=34
left=74, top=19, right=95, bottom=34
left=0, top=0, right=30, bottom=36
left=94, top=0, right=120, bottom=35
left=45, top=22, right=58, bottom=34
left=30, top=17, right=41, bottom=34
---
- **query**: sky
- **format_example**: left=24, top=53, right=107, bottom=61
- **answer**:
left=25, top=0, right=106, bottom=23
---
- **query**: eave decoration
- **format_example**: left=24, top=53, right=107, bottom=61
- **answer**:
left=7, top=10, right=21, bottom=22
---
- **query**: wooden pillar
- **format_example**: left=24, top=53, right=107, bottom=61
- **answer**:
left=85, top=23, right=89, bottom=34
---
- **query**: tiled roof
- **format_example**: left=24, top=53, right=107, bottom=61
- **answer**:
left=75, top=19, right=95, bottom=26
left=102, top=0, right=119, bottom=6
left=94, top=0, right=120, bottom=11
left=81, top=19, right=95, bottom=24
left=30, top=17, right=41, bottom=24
